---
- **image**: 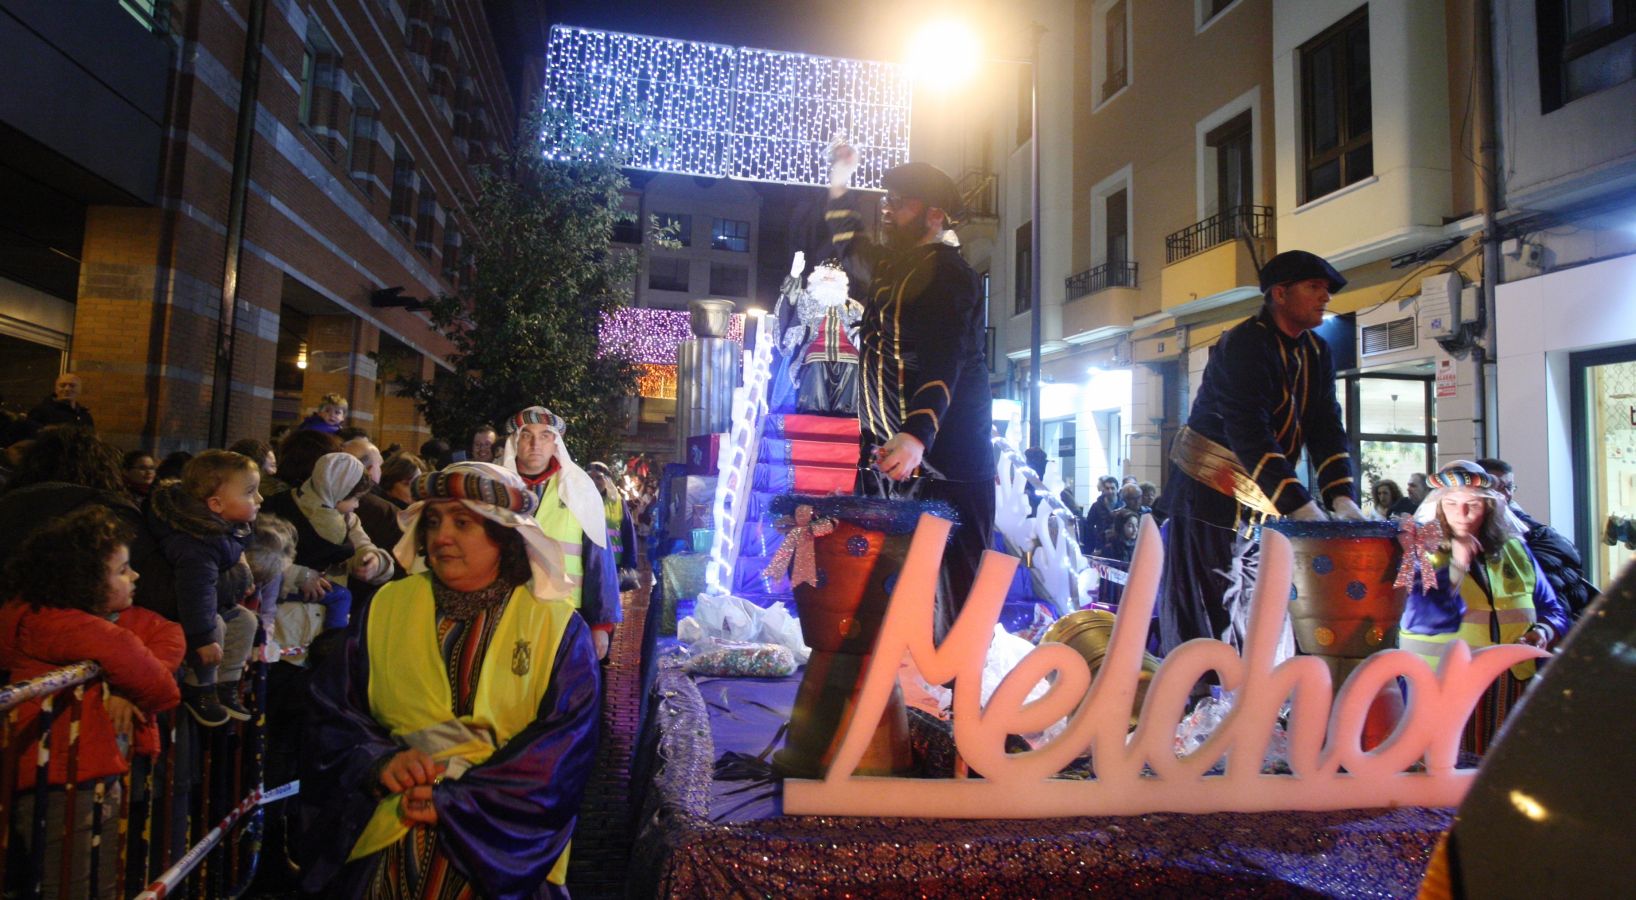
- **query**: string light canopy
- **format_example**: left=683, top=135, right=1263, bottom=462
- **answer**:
left=599, top=307, right=746, bottom=365
left=543, top=25, right=913, bottom=189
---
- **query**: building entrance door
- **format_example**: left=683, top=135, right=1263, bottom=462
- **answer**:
left=1344, top=373, right=1436, bottom=515
left=1571, top=345, right=1636, bottom=585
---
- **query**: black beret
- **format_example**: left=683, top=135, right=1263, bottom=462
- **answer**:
left=1258, top=250, right=1346, bottom=294
left=882, top=162, right=963, bottom=222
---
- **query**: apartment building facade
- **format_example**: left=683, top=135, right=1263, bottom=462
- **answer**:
left=966, top=0, right=1556, bottom=514
left=0, top=0, right=545, bottom=453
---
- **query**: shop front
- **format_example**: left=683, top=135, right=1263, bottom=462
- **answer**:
left=1496, top=252, right=1636, bottom=586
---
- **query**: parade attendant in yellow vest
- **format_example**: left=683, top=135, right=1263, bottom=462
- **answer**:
left=296, top=462, right=600, bottom=899
left=498, top=406, right=621, bottom=661
left=1399, top=460, right=1569, bottom=755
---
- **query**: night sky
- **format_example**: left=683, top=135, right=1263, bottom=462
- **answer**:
left=549, top=0, right=966, bottom=64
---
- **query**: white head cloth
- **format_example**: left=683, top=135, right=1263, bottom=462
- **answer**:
left=296, top=452, right=367, bottom=544
left=392, top=461, right=574, bottom=600
left=496, top=406, right=608, bottom=548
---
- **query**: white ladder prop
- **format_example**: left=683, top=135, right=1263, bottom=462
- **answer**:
left=991, top=434, right=1095, bottom=612
left=702, top=310, right=778, bottom=596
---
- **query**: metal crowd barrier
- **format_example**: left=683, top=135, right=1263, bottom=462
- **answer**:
left=0, top=636, right=305, bottom=899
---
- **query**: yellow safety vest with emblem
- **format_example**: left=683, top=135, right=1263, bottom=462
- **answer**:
left=347, top=574, right=575, bottom=886
left=535, top=474, right=586, bottom=608
left=1398, top=538, right=1542, bottom=680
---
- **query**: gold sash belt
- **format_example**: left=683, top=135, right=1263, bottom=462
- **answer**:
left=1170, top=426, right=1280, bottom=518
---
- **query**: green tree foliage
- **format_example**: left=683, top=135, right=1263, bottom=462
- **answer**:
left=401, top=112, right=638, bottom=464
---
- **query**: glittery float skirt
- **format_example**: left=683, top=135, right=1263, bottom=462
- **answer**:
left=773, top=518, right=912, bottom=779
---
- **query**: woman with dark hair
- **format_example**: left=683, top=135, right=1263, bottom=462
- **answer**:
left=1371, top=479, right=1405, bottom=518
left=378, top=453, right=426, bottom=507
left=123, top=449, right=158, bottom=499
left=0, top=506, right=184, bottom=899
left=0, top=429, right=151, bottom=574
left=154, top=450, right=193, bottom=483
left=1398, top=461, right=1570, bottom=754
left=3, top=426, right=125, bottom=495
left=228, top=438, right=277, bottom=479
left=297, top=462, right=599, bottom=899
left=264, top=429, right=343, bottom=498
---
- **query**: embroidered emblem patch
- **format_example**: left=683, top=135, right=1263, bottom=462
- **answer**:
left=511, top=638, right=532, bottom=676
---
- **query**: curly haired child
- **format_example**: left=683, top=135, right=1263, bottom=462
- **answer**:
left=0, top=506, right=184, bottom=900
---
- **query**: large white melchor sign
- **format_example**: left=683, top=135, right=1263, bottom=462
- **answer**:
left=784, top=516, right=1546, bottom=818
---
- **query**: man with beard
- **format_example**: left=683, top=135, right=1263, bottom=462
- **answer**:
left=825, top=145, right=993, bottom=642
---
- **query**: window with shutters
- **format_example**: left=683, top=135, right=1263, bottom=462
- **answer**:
left=1299, top=7, right=1372, bottom=203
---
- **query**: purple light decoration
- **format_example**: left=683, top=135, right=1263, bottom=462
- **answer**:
left=600, top=308, right=746, bottom=365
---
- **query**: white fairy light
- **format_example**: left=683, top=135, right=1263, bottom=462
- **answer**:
left=543, top=25, right=912, bottom=188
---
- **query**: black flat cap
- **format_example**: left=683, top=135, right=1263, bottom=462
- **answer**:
left=882, top=162, right=963, bottom=222
left=1258, top=250, right=1346, bottom=294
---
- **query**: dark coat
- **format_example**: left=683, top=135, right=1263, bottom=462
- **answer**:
left=27, top=397, right=93, bottom=430
left=1515, top=507, right=1599, bottom=619
left=144, top=482, right=253, bottom=648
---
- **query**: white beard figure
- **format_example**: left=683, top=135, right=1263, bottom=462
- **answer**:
left=780, top=261, right=861, bottom=417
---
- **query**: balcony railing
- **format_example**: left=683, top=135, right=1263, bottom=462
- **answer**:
left=957, top=170, right=997, bottom=220
left=1164, top=205, right=1273, bottom=264
left=1065, top=260, right=1139, bottom=300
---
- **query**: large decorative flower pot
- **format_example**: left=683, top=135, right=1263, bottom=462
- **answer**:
left=771, top=496, right=956, bottom=779
left=1264, top=519, right=1408, bottom=748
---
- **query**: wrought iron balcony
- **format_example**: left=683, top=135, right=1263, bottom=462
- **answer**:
left=1164, top=205, right=1273, bottom=265
left=957, top=170, right=998, bottom=220
left=1065, top=260, right=1138, bottom=300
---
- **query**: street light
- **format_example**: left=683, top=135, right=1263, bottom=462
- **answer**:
left=907, top=18, right=1044, bottom=447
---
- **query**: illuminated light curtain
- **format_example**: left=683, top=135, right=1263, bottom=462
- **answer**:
left=635, top=363, right=679, bottom=399
left=542, top=25, right=912, bottom=189
left=599, top=307, right=747, bottom=365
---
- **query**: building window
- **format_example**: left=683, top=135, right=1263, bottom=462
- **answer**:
left=1538, top=0, right=1636, bottom=112
left=648, top=257, right=690, bottom=292
left=416, top=186, right=438, bottom=257
left=390, top=148, right=417, bottom=237
left=709, top=263, right=749, bottom=297
left=1206, top=110, right=1253, bottom=218
left=1015, top=65, right=1032, bottom=146
left=348, top=88, right=379, bottom=194
left=1104, top=188, right=1129, bottom=265
left=299, top=22, right=344, bottom=157
left=1014, top=221, right=1033, bottom=316
left=1299, top=7, right=1372, bottom=203
left=611, top=214, right=642, bottom=245
left=441, top=225, right=462, bottom=286
left=1093, top=0, right=1131, bottom=107
left=1198, top=0, right=1239, bottom=29
left=654, top=212, right=692, bottom=247
left=711, top=218, right=750, bottom=252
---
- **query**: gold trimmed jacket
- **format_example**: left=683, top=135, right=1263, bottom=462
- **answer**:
left=1180, top=307, right=1354, bottom=516
left=826, top=194, right=993, bottom=482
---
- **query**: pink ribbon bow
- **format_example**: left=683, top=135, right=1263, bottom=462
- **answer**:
left=1394, top=518, right=1444, bottom=588
left=763, top=505, right=834, bottom=588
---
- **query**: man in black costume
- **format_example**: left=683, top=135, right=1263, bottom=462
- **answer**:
left=1156, top=250, right=1366, bottom=656
left=825, top=145, right=993, bottom=642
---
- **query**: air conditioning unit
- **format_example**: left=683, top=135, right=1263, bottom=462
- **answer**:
left=1360, top=316, right=1417, bottom=358
left=1419, top=273, right=1462, bottom=342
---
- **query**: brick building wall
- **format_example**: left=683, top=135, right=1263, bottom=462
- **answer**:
left=65, top=0, right=522, bottom=454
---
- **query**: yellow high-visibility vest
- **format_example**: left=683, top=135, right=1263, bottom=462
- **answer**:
left=348, top=573, right=575, bottom=886
left=1399, top=538, right=1542, bottom=680
left=536, top=474, right=586, bottom=609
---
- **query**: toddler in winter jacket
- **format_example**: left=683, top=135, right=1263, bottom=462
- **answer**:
left=144, top=449, right=261, bottom=727
left=0, top=506, right=184, bottom=900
